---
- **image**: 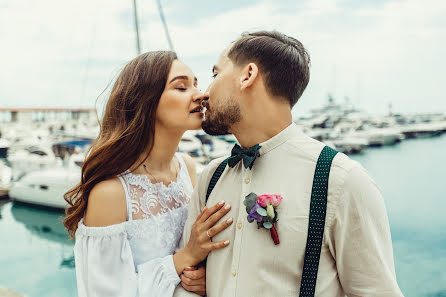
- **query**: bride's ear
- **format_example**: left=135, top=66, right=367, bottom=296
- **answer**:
left=239, top=63, right=259, bottom=91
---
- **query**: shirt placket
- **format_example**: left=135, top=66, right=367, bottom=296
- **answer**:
left=231, top=166, right=253, bottom=297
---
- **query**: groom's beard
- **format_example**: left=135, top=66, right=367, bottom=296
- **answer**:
left=202, top=97, right=241, bottom=136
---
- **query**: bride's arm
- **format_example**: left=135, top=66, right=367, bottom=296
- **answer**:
left=173, top=160, right=214, bottom=296
left=78, top=179, right=180, bottom=297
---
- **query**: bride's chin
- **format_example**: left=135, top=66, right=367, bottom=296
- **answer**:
left=184, top=120, right=203, bottom=131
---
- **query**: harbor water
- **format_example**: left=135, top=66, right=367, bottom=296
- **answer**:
left=1, top=134, right=446, bottom=297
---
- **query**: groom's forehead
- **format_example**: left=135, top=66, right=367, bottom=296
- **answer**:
left=218, top=45, right=233, bottom=65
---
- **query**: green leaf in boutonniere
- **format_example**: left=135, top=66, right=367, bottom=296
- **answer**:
left=263, top=222, right=273, bottom=229
left=243, top=192, right=258, bottom=213
left=256, top=207, right=267, bottom=216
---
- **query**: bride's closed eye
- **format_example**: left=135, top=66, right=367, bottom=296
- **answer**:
left=175, top=86, right=187, bottom=91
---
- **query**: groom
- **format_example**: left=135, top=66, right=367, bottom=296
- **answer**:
left=174, top=30, right=403, bottom=296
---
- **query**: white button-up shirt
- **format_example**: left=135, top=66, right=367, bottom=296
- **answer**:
left=174, top=123, right=403, bottom=297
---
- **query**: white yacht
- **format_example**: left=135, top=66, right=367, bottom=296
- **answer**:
left=0, top=161, right=12, bottom=197
left=351, top=128, right=403, bottom=147
left=0, top=138, right=10, bottom=159
left=8, top=154, right=83, bottom=209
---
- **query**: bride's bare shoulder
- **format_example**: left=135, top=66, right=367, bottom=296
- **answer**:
left=83, top=178, right=127, bottom=227
left=179, top=153, right=197, bottom=187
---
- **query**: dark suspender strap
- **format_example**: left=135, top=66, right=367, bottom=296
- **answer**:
left=299, top=145, right=338, bottom=297
left=205, top=157, right=230, bottom=203
left=199, top=157, right=230, bottom=271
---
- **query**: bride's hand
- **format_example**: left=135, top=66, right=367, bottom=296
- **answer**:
left=173, top=200, right=232, bottom=274
left=185, top=200, right=233, bottom=265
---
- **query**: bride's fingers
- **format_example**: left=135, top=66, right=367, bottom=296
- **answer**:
left=207, top=239, right=230, bottom=251
left=198, top=201, right=225, bottom=223
left=195, top=207, right=207, bottom=222
left=207, top=217, right=233, bottom=238
left=203, top=203, right=231, bottom=230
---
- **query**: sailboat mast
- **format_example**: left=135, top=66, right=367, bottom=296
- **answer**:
left=133, top=0, right=141, bottom=55
left=156, top=0, right=174, bottom=51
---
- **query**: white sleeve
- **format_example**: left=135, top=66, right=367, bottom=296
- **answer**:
left=325, top=164, right=403, bottom=297
left=74, top=222, right=180, bottom=297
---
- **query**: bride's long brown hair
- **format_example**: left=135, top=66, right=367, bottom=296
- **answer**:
left=64, top=51, right=178, bottom=238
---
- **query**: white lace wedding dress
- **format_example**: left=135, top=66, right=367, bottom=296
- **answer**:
left=74, top=153, right=193, bottom=297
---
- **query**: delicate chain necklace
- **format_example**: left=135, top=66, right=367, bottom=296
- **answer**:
left=142, top=160, right=179, bottom=185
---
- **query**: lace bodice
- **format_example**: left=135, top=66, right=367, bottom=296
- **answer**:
left=74, top=153, right=193, bottom=297
left=114, top=152, right=193, bottom=268
left=119, top=154, right=192, bottom=221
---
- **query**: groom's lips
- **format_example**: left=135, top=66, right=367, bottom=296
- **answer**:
left=202, top=100, right=210, bottom=111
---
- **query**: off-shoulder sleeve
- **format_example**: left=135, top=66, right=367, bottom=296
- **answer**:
left=74, top=221, right=180, bottom=297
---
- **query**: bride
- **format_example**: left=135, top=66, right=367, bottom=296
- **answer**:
left=63, top=51, right=233, bottom=297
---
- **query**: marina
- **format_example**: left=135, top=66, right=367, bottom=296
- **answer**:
left=0, top=102, right=445, bottom=296
left=1, top=134, right=445, bottom=296
left=1, top=0, right=444, bottom=295
left=1, top=100, right=446, bottom=210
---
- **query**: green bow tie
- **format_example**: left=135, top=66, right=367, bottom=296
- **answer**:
left=228, top=143, right=261, bottom=170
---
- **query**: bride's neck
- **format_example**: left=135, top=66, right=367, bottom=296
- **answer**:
left=133, top=125, right=184, bottom=173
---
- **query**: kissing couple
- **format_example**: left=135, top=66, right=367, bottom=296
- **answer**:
left=64, top=30, right=403, bottom=297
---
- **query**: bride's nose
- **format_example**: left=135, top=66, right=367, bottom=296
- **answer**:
left=192, top=92, right=206, bottom=103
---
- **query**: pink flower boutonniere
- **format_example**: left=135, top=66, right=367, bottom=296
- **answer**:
left=243, top=192, right=283, bottom=245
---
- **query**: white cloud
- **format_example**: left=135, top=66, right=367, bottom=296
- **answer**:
left=0, top=0, right=445, bottom=115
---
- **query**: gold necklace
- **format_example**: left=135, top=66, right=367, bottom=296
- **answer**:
left=142, top=160, right=179, bottom=185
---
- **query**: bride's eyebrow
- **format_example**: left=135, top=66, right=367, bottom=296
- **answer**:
left=169, top=75, right=197, bottom=85
left=212, top=65, right=219, bottom=73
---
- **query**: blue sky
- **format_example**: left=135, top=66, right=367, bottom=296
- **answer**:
left=0, top=0, right=445, bottom=116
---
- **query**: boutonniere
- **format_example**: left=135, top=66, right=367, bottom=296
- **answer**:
left=243, top=192, right=283, bottom=245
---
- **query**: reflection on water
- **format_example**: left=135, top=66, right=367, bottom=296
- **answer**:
left=11, top=202, right=70, bottom=245
left=0, top=135, right=445, bottom=297
left=0, top=201, right=77, bottom=297
left=351, top=134, right=446, bottom=297
left=10, top=202, right=76, bottom=269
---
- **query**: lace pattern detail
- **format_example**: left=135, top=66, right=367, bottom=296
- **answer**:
left=120, top=153, right=193, bottom=221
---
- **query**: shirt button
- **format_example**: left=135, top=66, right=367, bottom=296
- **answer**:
left=237, top=222, right=242, bottom=229
left=232, top=269, right=237, bottom=277
left=244, top=177, right=250, bottom=184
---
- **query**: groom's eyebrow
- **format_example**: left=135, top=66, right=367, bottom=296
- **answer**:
left=169, top=75, right=197, bottom=84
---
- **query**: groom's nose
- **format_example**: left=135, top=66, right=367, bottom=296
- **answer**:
left=204, top=85, right=211, bottom=98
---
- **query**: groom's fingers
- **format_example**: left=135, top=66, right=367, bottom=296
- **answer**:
left=181, top=281, right=205, bottom=295
left=181, top=273, right=206, bottom=285
left=183, top=266, right=206, bottom=280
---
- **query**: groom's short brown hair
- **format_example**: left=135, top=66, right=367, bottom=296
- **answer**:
left=228, top=30, right=310, bottom=107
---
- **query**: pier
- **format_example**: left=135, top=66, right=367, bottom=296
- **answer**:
left=0, top=287, right=24, bottom=297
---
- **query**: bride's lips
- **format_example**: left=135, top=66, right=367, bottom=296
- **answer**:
left=189, top=105, right=202, bottom=114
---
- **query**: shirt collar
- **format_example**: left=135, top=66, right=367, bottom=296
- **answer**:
left=258, top=122, right=302, bottom=156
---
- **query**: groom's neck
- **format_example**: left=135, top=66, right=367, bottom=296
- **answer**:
left=232, top=102, right=292, bottom=148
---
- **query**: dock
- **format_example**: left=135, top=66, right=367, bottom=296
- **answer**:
left=0, top=287, right=24, bottom=297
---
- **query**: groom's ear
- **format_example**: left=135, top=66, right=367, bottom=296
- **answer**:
left=239, top=63, right=259, bottom=91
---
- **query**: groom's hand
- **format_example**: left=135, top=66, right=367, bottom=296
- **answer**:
left=181, top=266, right=206, bottom=296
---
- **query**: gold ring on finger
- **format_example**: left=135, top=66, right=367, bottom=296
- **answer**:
left=206, top=230, right=212, bottom=238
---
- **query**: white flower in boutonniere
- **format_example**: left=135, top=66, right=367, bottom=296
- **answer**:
left=243, top=193, right=283, bottom=245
